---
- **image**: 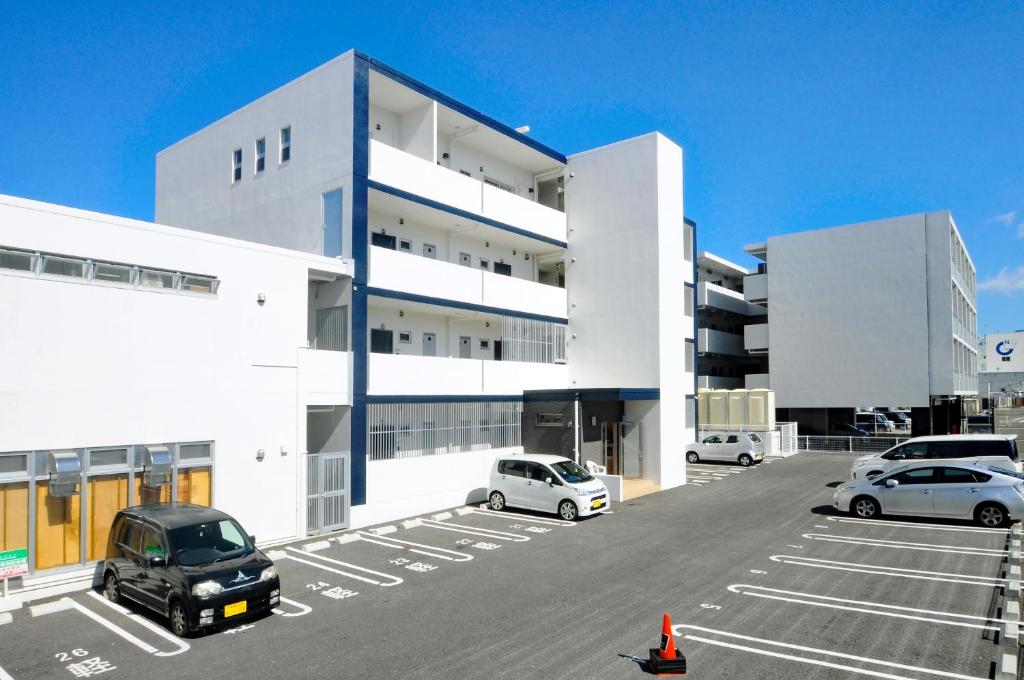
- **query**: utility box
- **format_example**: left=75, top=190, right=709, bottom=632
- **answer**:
left=142, top=445, right=173, bottom=488
left=48, top=450, right=81, bottom=497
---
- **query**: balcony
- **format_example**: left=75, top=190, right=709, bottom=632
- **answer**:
left=744, top=323, right=769, bottom=353
left=744, top=273, right=767, bottom=303
left=369, top=246, right=567, bottom=319
left=698, top=329, right=746, bottom=357
left=369, top=140, right=567, bottom=244
left=697, top=281, right=761, bottom=317
left=368, top=353, right=568, bottom=395
left=745, top=373, right=770, bottom=389
left=698, top=376, right=744, bottom=390
left=297, top=348, right=352, bottom=405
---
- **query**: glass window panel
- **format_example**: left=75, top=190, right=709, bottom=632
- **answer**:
left=42, top=256, right=86, bottom=278
left=93, top=263, right=132, bottom=284
left=0, top=249, right=35, bottom=271
left=0, top=454, right=28, bottom=475
left=35, top=481, right=81, bottom=569
left=179, top=443, right=212, bottom=461
left=181, top=275, right=217, bottom=294
left=139, top=269, right=176, bottom=289
left=86, top=474, right=129, bottom=560
left=0, top=482, right=29, bottom=553
left=89, top=448, right=128, bottom=467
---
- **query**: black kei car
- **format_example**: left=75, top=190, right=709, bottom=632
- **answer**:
left=103, top=504, right=280, bottom=637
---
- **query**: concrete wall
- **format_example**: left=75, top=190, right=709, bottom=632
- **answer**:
left=156, top=52, right=356, bottom=257
left=0, top=194, right=352, bottom=544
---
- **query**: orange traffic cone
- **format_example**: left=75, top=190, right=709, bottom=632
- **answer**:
left=648, top=612, right=687, bottom=675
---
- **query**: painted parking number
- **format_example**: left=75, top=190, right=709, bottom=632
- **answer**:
left=56, top=650, right=116, bottom=678
left=700, top=604, right=721, bottom=610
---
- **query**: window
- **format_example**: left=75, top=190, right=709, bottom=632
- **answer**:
left=0, top=454, right=27, bottom=476
left=536, top=413, right=562, bottom=427
left=399, top=239, right=412, bottom=252
left=479, top=259, right=490, bottom=270
left=232, top=148, right=242, bottom=183
left=89, top=448, right=128, bottom=467
left=122, top=521, right=144, bottom=551
left=141, top=527, right=165, bottom=558
left=280, top=126, right=291, bottom=163
left=726, top=435, right=739, bottom=444
left=180, top=275, right=219, bottom=294
left=255, top=137, right=266, bottom=174
left=747, top=434, right=763, bottom=444
left=93, top=262, right=132, bottom=284
left=889, top=468, right=936, bottom=485
left=527, top=463, right=550, bottom=481
left=398, top=331, right=412, bottom=344
left=138, top=269, right=177, bottom=290
left=939, top=468, right=990, bottom=484
left=179, top=443, right=212, bottom=461
left=493, top=262, right=512, bottom=276
left=886, top=443, right=929, bottom=460
left=371, top=232, right=397, bottom=250
left=41, top=255, right=86, bottom=278
left=499, top=460, right=528, bottom=478
left=321, top=188, right=343, bottom=258
left=0, top=248, right=35, bottom=272
left=480, top=339, right=490, bottom=350
left=702, top=435, right=723, bottom=444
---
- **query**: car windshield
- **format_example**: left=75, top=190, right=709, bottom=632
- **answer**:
left=551, top=460, right=594, bottom=484
left=167, top=519, right=254, bottom=567
left=748, top=434, right=762, bottom=443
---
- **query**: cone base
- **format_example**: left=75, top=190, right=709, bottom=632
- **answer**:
left=648, top=648, right=687, bottom=675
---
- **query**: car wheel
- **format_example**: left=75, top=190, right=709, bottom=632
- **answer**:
left=975, top=503, right=1008, bottom=528
left=103, top=572, right=121, bottom=604
left=738, top=454, right=753, bottom=467
left=686, top=451, right=700, bottom=463
left=558, top=500, right=578, bottom=521
left=489, top=491, right=506, bottom=511
left=169, top=599, right=191, bottom=638
left=851, top=496, right=881, bottom=519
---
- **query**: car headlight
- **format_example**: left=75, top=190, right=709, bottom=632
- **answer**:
left=576, top=488, right=590, bottom=496
left=192, top=580, right=223, bottom=599
left=260, top=566, right=278, bottom=582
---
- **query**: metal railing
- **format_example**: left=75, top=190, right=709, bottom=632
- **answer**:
left=367, top=401, right=522, bottom=461
left=798, top=436, right=909, bottom=454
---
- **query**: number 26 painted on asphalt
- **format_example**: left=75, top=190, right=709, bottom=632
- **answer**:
left=55, top=649, right=89, bottom=662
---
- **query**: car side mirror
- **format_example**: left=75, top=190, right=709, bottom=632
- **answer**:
left=545, top=477, right=553, bottom=486
left=885, top=479, right=899, bottom=488
left=250, top=535, right=257, bottom=545
left=148, top=556, right=166, bottom=568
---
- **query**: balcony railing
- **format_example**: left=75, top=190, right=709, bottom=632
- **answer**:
left=698, top=328, right=746, bottom=357
left=369, top=246, right=567, bottom=319
left=697, top=281, right=762, bottom=317
left=368, top=353, right=568, bottom=395
left=744, top=323, right=769, bottom=353
left=744, top=273, right=767, bottom=302
left=369, top=140, right=567, bottom=243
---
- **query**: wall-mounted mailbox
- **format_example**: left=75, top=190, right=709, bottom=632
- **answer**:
left=48, top=450, right=81, bottom=497
left=142, top=445, right=173, bottom=488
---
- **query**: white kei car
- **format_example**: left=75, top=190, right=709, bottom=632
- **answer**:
left=833, top=460, right=1024, bottom=527
left=685, top=432, right=765, bottom=467
left=488, top=454, right=608, bottom=521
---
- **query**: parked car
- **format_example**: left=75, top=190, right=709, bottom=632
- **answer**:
left=855, top=412, right=895, bottom=433
left=103, top=504, right=280, bottom=637
left=849, top=434, right=1021, bottom=480
left=686, top=432, right=765, bottom=467
left=876, top=409, right=912, bottom=430
left=966, top=414, right=994, bottom=434
left=831, top=422, right=872, bottom=437
left=833, top=461, right=1024, bottom=527
left=489, top=454, right=608, bottom=521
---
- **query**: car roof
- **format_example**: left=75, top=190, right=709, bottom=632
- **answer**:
left=884, top=459, right=1014, bottom=474
left=120, top=503, right=232, bottom=529
left=498, top=453, right=573, bottom=464
left=901, top=434, right=1016, bottom=443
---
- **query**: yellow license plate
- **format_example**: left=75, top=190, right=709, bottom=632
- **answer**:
left=592, top=500, right=604, bottom=509
left=224, top=601, right=247, bottom=617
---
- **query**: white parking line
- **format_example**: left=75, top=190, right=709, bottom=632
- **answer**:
left=0, top=663, right=14, bottom=680
left=802, top=533, right=1009, bottom=557
left=282, top=547, right=403, bottom=586
left=32, top=597, right=161, bottom=655
left=689, top=465, right=744, bottom=473
left=770, top=555, right=1010, bottom=586
left=826, top=516, right=1008, bottom=535
left=673, top=624, right=987, bottom=680
left=687, top=479, right=710, bottom=485
left=85, top=591, right=190, bottom=657
left=419, top=519, right=530, bottom=542
left=470, top=508, right=575, bottom=526
left=727, top=584, right=1007, bottom=630
left=272, top=596, right=312, bottom=618
left=355, top=531, right=474, bottom=561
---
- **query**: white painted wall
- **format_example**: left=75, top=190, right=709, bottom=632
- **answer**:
left=0, top=194, right=352, bottom=545
left=367, top=354, right=568, bottom=395
left=156, top=52, right=356, bottom=258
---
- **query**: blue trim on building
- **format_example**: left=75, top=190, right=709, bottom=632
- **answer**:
left=364, top=394, right=523, bottom=404
left=358, top=52, right=567, bottom=165
left=522, top=388, right=661, bottom=402
left=367, top=180, right=568, bottom=249
left=684, top=281, right=695, bottom=289
left=350, top=55, right=371, bottom=507
left=689, top=217, right=699, bottom=429
left=365, top=286, right=569, bottom=325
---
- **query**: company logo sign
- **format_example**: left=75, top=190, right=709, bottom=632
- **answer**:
left=229, top=570, right=254, bottom=584
left=997, top=340, right=1016, bottom=362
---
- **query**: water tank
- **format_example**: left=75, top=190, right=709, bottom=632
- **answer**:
left=747, top=389, right=776, bottom=431
left=728, top=389, right=750, bottom=428
left=708, top=390, right=730, bottom=429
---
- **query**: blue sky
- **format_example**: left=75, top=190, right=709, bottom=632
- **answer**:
left=1, top=1, right=1021, bottom=332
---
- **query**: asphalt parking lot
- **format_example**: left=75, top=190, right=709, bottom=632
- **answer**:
left=0, top=453, right=1013, bottom=680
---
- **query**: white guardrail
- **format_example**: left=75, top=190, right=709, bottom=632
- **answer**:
left=797, top=436, right=910, bottom=454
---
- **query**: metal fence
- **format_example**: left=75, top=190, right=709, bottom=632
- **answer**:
left=501, top=317, right=566, bottom=363
left=367, top=401, right=522, bottom=461
left=778, top=422, right=798, bottom=454
left=313, top=305, right=348, bottom=351
left=798, top=436, right=909, bottom=454
left=306, top=451, right=349, bottom=534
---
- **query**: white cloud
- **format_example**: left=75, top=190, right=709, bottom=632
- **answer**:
left=978, top=266, right=1024, bottom=294
left=990, top=211, right=1017, bottom=227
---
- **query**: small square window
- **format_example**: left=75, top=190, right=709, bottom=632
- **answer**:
left=280, top=126, right=291, bottom=163
left=536, top=413, right=562, bottom=427
left=398, top=331, right=412, bottom=344
left=232, top=148, right=242, bottom=183
left=480, top=339, right=490, bottom=349
left=181, top=275, right=219, bottom=294
left=399, top=239, right=412, bottom=252
left=139, top=269, right=177, bottom=289
left=255, top=138, right=266, bottom=174
left=479, top=259, right=490, bottom=270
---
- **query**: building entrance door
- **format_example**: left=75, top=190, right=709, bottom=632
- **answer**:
left=602, top=421, right=642, bottom=478
left=306, top=452, right=350, bottom=534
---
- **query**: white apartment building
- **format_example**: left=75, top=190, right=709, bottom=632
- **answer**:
left=695, top=250, right=768, bottom=390
left=0, top=51, right=695, bottom=581
left=740, top=211, right=977, bottom=435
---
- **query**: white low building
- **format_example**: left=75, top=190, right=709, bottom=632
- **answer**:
left=0, top=50, right=695, bottom=581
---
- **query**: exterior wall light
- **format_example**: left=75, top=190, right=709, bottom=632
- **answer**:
left=257, top=293, right=267, bottom=306
left=256, top=449, right=265, bottom=462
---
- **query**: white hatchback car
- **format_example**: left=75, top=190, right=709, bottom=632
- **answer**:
left=685, top=432, right=765, bottom=467
left=488, top=454, right=608, bottom=521
left=849, top=434, right=1021, bottom=480
left=833, top=461, right=1024, bottom=527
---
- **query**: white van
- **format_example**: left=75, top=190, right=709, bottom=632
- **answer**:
left=488, top=454, right=608, bottom=521
left=849, top=434, right=1021, bottom=480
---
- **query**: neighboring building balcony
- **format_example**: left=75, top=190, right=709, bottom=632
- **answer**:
left=744, top=323, right=769, bottom=354
left=697, top=281, right=761, bottom=316
left=368, top=353, right=568, bottom=396
left=745, top=373, right=770, bottom=389
left=698, top=328, right=746, bottom=357
left=744, top=273, right=767, bottom=303
left=369, top=245, right=567, bottom=319
left=698, top=375, right=744, bottom=390
left=297, top=348, right=352, bottom=405
left=369, top=140, right=567, bottom=244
